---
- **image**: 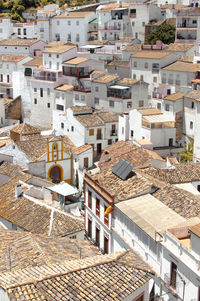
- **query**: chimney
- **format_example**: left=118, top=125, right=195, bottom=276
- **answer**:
left=104, top=151, right=110, bottom=162
left=15, top=183, right=22, bottom=198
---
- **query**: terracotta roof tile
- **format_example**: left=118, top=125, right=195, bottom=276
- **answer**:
left=4, top=250, right=153, bottom=300
left=23, top=57, right=43, bottom=66
left=11, top=123, right=41, bottom=135
left=164, top=92, right=184, bottom=101
left=131, top=51, right=170, bottom=59
left=0, top=39, right=41, bottom=46
left=189, top=223, right=200, bottom=237
left=63, top=57, right=89, bottom=65
left=73, top=144, right=92, bottom=155
left=162, top=61, right=200, bottom=72
left=43, top=44, right=76, bottom=54
left=166, top=43, right=195, bottom=52
left=54, top=11, right=92, bottom=18
left=185, top=90, right=200, bottom=102
left=0, top=54, right=28, bottom=62
left=93, top=74, right=119, bottom=84
left=99, top=141, right=164, bottom=170
left=117, top=78, right=139, bottom=85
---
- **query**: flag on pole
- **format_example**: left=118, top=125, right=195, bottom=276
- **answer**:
left=104, top=204, right=113, bottom=217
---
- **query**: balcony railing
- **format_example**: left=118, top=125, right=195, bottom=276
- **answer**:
left=107, top=92, right=131, bottom=99
left=152, top=92, right=163, bottom=99
left=177, top=23, right=197, bottom=28
left=111, top=130, right=117, bottom=136
left=99, top=26, right=121, bottom=30
left=73, top=86, right=91, bottom=93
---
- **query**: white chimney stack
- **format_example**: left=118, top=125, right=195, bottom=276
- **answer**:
left=15, top=183, right=22, bottom=198
left=104, top=151, right=110, bottom=162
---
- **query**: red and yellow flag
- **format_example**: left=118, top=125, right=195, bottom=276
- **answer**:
left=104, top=205, right=114, bottom=217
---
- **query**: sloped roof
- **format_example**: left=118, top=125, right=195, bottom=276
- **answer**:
left=11, top=123, right=41, bottom=135
left=4, top=250, right=154, bottom=300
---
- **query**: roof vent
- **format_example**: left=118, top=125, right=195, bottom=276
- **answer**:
left=112, top=158, right=133, bottom=180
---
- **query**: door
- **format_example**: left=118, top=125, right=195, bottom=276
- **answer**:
left=169, top=138, right=173, bottom=147
left=96, top=227, right=100, bottom=248
left=88, top=218, right=92, bottom=238
left=49, top=165, right=61, bottom=183
left=84, top=157, right=88, bottom=168
left=97, top=143, right=102, bottom=155
left=104, top=236, right=109, bottom=254
left=170, top=262, right=177, bottom=289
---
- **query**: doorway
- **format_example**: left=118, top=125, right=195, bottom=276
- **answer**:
left=97, top=143, right=102, bottom=155
left=49, top=165, right=62, bottom=183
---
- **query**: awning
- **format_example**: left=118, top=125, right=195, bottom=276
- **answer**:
left=47, top=182, right=78, bottom=196
left=109, top=85, right=129, bottom=90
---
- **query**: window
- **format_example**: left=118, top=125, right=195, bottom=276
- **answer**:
left=61, top=122, right=64, bottom=129
left=104, top=205, right=109, bottom=226
left=7, top=75, right=9, bottom=83
left=170, top=262, right=177, bottom=289
left=169, top=138, right=173, bottom=147
left=127, top=102, right=132, bottom=108
left=76, top=34, right=80, bottom=42
left=34, top=88, right=37, bottom=92
left=140, top=75, right=144, bottom=81
left=57, top=62, right=59, bottom=70
left=157, top=103, right=161, bottom=109
left=47, top=88, right=50, bottom=96
left=49, top=54, right=51, bottom=58
left=76, top=20, right=79, bottom=26
left=131, top=130, right=134, bottom=137
left=109, top=100, right=114, bottom=107
left=142, top=21, right=145, bottom=26
left=139, top=100, right=144, bottom=107
left=75, top=94, right=79, bottom=101
left=34, top=98, right=37, bottom=104
left=0, top=74, right=3, bottom=82
left=57, top=104, right=64, bottom=111
left=122, top=127, right=124, bottom=134
left=193, top=20, right=197, bottom=24
left=40, top=88, right=43, bottom=97
left=56, top=54, right=59, bottom=59
left=89, top=129, right=94, bottom=136
left=71, top=126, right=74, bottom=132
left=23, top=28, right=26, bottom=35
left=132, top=21, right=135, bottom=26
left=67, top=34, right=71, bottom=41
left=84, top=157, right=88, bottom=168
left=134, top=61, right=137, bottom=67
left=96, top=198, right=100, bottom=217
left=57, top=20, right=60, bottom=25
left=88, top=218, right=92, bottom=238
left=18, top=28, right=21, bottom=35
left=95, top=86, right=99, bottom=92
left=165, top=104, right=169, bottom=111
left=133, top=74, right=136, bottom=79
left=135, top=32, right=138, bottom=38
left=49, top=61, right=52, bottom=69
left=96, top=227, right=100, bottom=248
left=104, top=236, right=109, bottom=254
left=94, top=97, right=99, bottom=104
left=190, top=121, right=193, bottom=129
left=108, top=139, right=112, bottom=145
left=192, top=101, right=195, bottom=109
left=68, top=20, right=71, bottom=25
left=153, top=77, right=157, bottom=83
left=47, top=103, right=50, bottom=108
left=88, top=190, right=92, bottom=209
left=144, top=62, right=148, bottom=69
left=24, top=67, right=32, bottom=76
left=81, top=95, right=85, bottom=101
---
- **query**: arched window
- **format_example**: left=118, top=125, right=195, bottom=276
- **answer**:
left=52, top=143, right=58, bottom=160
left=24, top=68, right=32, bottom=77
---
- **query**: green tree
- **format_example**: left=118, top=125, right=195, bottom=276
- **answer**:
left=178, top=141, right=193, bottom=163
left=146, top=22, right=176, bottom=45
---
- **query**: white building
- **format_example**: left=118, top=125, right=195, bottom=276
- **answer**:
left=53, top=106, right=119, bottom=157
left=161, top=59, right=200, bottom=93
left=97, top=2, right=162, bottom=43
left=0, top=39, right=46, bottom=56
left=13, top=22, right=37, bottom=40
left=0, top=18, right=13, bottom=40
left=30, top=44, right=77, bottom=129
left=92, top=74, right=149, bottom=113
left=118, top=108, right=176, bottom=148
left=131, top=51, right=177, bottom=96
left=51, top=11, right=96, bottom=46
